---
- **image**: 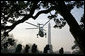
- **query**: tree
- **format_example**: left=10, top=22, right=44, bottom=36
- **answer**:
left=80, top=14, right=84, bottom=31
left=72, top=41, right=83, bottom=55
left=1, top=33, right=17, bottom=53
left=72, top=14, right=84, bottom=55
left=1, top=1, right=84, bottom=53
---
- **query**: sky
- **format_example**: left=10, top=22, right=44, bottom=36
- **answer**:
left=9, top=5, right=84, bottom=53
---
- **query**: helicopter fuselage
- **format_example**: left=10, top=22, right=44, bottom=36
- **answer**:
left=26, top=21, right=49, bottom=38
left=38, top=27, right=44, bottom=37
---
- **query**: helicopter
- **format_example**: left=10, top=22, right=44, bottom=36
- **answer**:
left=25, top=20, right=51, bottom=38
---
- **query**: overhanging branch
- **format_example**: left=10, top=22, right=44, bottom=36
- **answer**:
left=2, top=1, right=59, bottom=33
left=2, top=1, right=39, bottom=33
left=32, top=6, right=56, bottom=20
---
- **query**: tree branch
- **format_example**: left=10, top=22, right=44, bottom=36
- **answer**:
left=2, top=1, right=58, bottom=33
left=2, top=1, right=39, bottom=33
left=32, top=6, right=56, bottom=20
left=3, top=6, right=57, bottom=32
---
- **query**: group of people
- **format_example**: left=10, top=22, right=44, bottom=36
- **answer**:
left=15, top=43, right=64, bottom=54
left=15, top=44, right=38, bottom=53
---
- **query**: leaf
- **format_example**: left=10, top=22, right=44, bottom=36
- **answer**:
left=3, top=32, right=9, bottom=37
left=72, top=44, right=77, bottom=50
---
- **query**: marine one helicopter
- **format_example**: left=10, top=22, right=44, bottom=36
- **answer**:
left=25, top=20, right=51, bottom=38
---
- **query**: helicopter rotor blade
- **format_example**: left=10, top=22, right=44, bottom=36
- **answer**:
left=26, top=22, right=38, bottom=27
left=43, top=19, right=51, bottom=27
left=26, top=28, right=38, bottom=29
left=43, top=29, right=46, bottom=31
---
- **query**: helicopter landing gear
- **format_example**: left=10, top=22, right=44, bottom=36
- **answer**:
left=45, top=33, right=46, bottom=38
left=37, top=33, right=46, bottom=38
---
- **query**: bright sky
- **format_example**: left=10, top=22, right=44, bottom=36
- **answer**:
left=9, top=6, right=84, bottom=53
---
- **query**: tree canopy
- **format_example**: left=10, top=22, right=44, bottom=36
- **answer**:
left=1, top=1, right=84, bottom=33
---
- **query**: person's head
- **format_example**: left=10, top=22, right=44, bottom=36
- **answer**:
left=17, top=44, right=22, bottom=47
left=33, top=43, right=36, bottom=46
left=46, top=44, right=49, bottom=47
left=61, top=47, right=63, bottom=49
left=15, top=44, right=22, bottom=53
left=26, top=44, right=29, bottom=47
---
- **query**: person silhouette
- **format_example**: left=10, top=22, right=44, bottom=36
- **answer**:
left=59, top=47, right=64, bottom=55
left=31, top=44, right=37, bottom=53
left=24, top=44, right=30, bottom=53
left=15, top=44, right=22, bottom=53
left=43, top=44, right=50, bottom=53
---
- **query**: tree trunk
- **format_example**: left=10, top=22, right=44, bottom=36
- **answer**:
left=57, top=1, right=85, bottom=54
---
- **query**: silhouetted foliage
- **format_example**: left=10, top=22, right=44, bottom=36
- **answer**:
left=71, top=16, right=84, bottom=55
left=2, top=38, right=15, bottom=49
left=59, top=47, right=64, bottom=55
left=53, top=18, right=66, bottom=29
left=3, top=42, right=8, bottom=49
left=1, top=1, right=84, bottom=33
left=15, top=44, right=22, bottom=53
left=72, top=41, right=83, bottom=55
left=80, top=14, right=84, bottom=31
left=3, top=32, right=9, bottom=37
left=1, top=33, right=17, bottom=53
left=31, top=44, right=38, bottom=53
